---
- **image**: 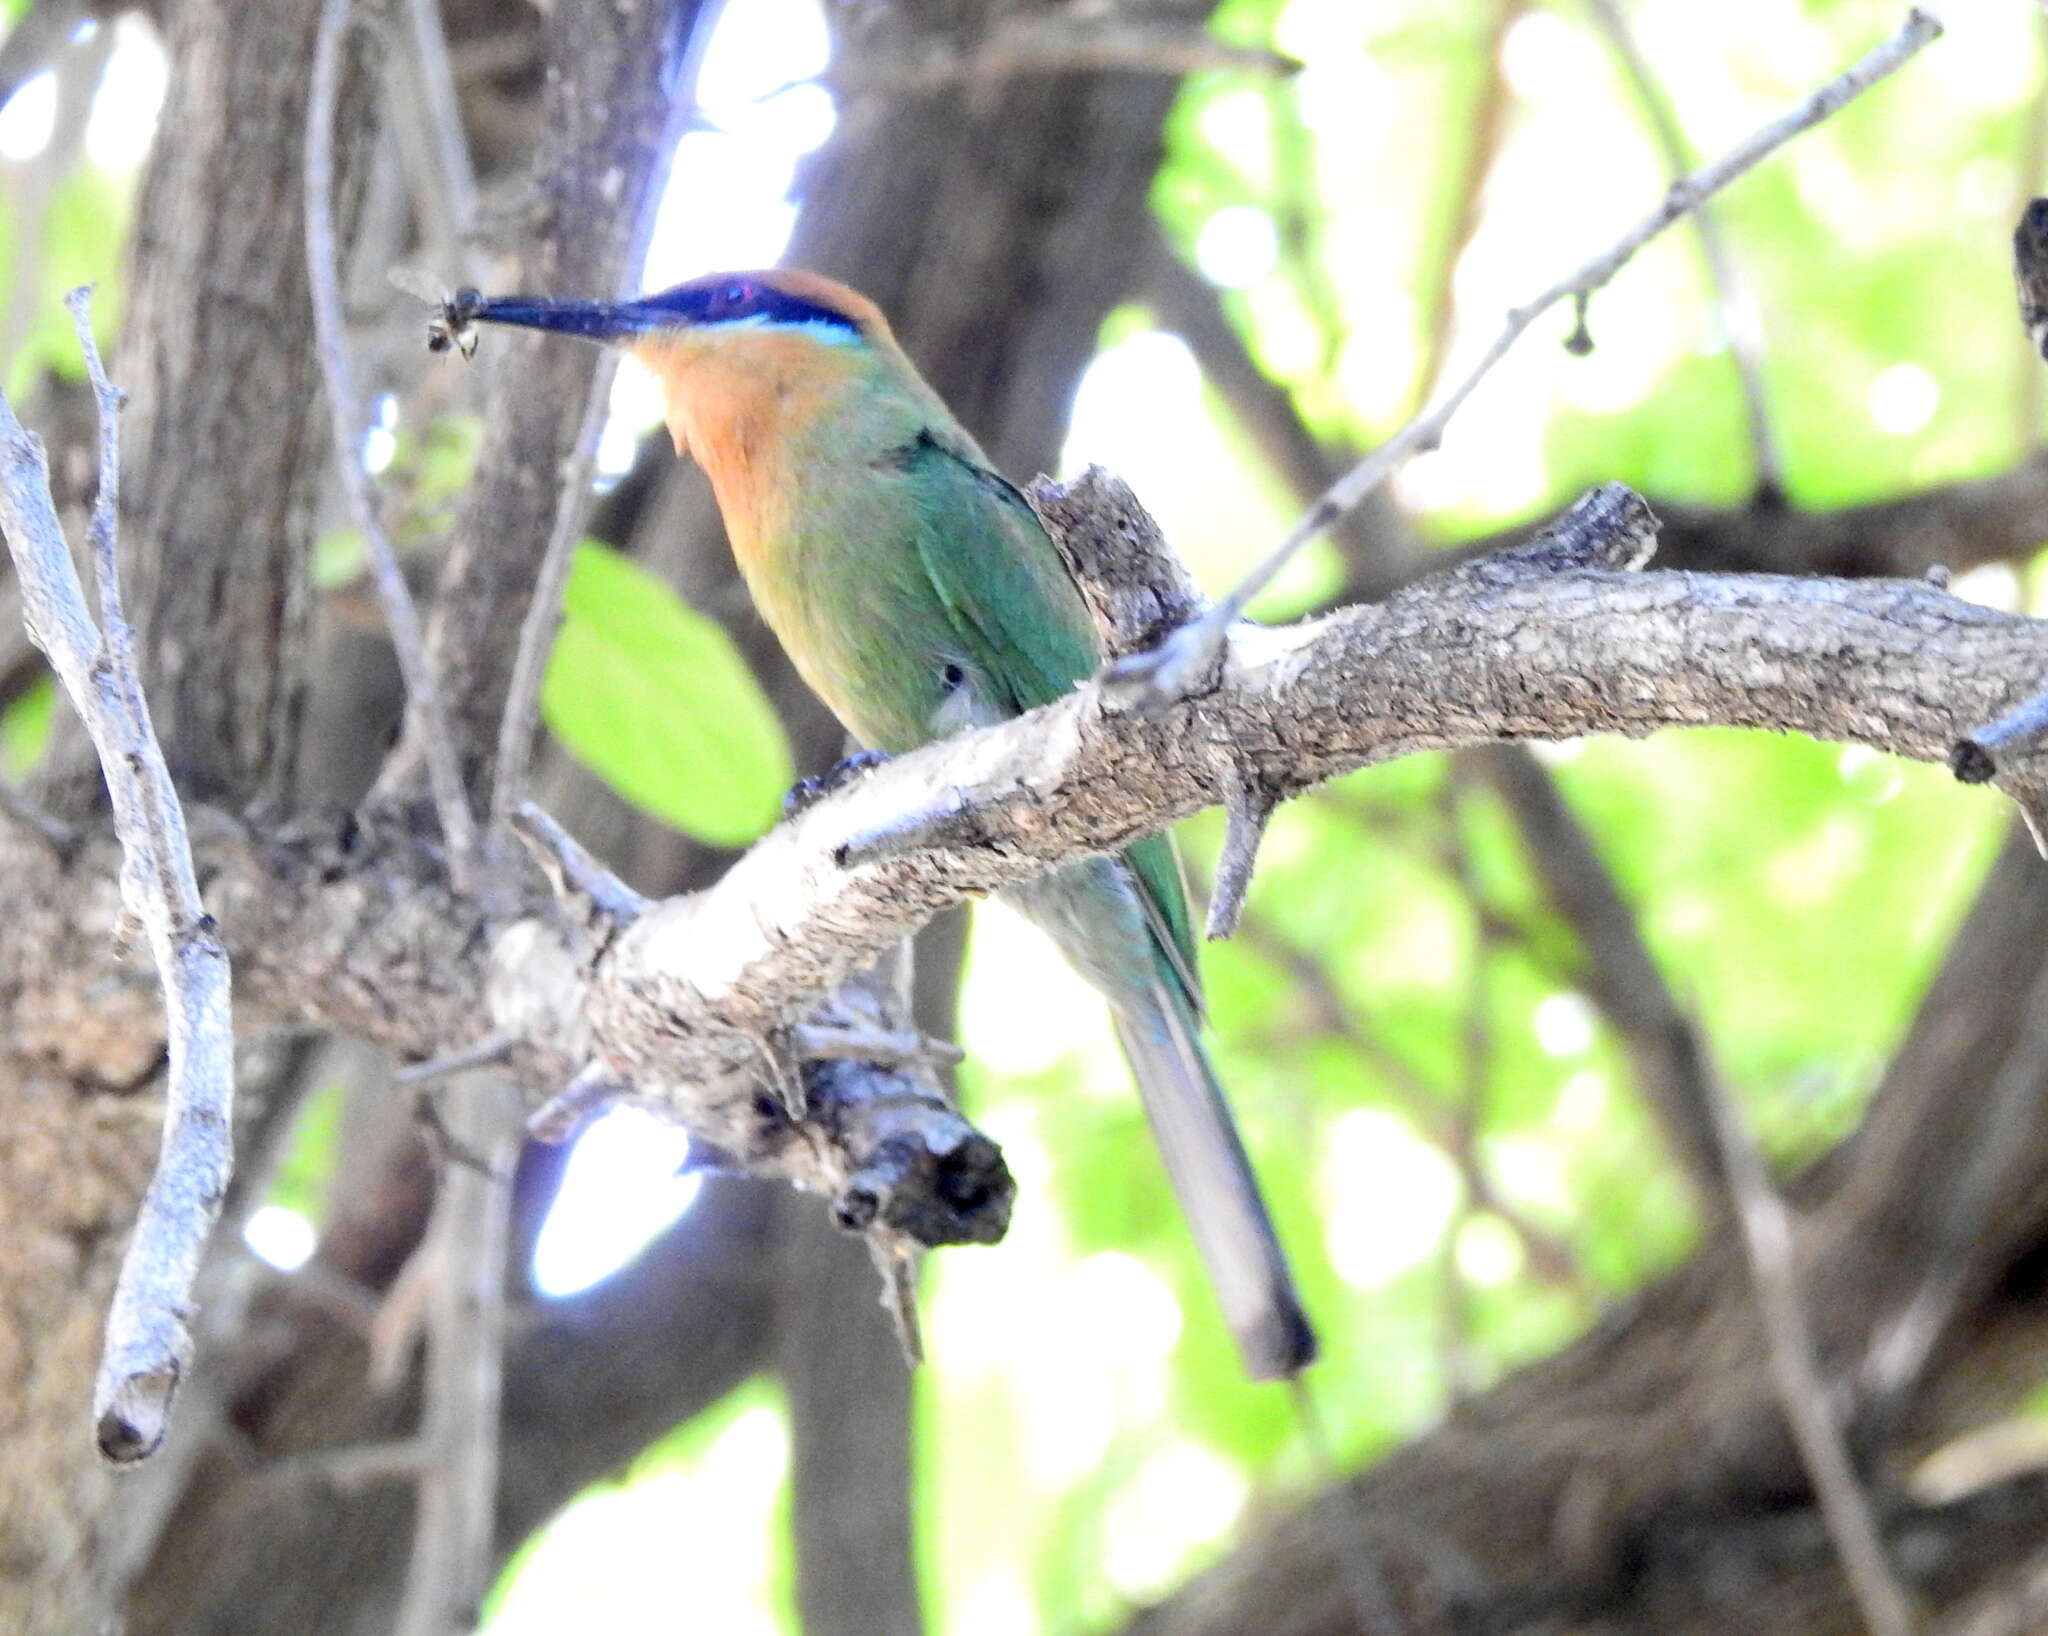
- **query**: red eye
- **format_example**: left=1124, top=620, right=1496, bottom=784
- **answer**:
left=717, top=280, right=753, bottom=311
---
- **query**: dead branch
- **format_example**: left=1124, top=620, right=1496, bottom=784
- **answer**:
left=0, top=293, right=234, bottom=1465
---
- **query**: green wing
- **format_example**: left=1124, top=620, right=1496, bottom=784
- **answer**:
left=901, top=431, right=1203, bottom=1010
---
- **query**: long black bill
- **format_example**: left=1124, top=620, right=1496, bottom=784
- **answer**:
left=446, top=290, right=663, bottom=345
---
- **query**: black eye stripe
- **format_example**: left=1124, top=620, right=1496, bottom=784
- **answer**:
left=639, top=277, right=861, bottom=336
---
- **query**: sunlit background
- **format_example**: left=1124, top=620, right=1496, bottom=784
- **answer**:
left=5, top=0, right=2039, bottom=1627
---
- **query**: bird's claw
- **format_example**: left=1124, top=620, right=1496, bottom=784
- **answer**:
left=785, top=748, right=892, bottom=817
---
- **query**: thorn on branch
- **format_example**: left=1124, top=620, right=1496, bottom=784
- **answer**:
left=1206, top=757, right=1279, bottom=941
left=508, top=801, right=648, bottom=940
left=867, top=1238, right=924, bottom=1368
left=527, top=1059, right=630, bottom=1144
left=393, top=1029, right=518, bottom=1086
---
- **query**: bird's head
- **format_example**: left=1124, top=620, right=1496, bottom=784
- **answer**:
left=443, top=269, right=925, bottom=466
left=446, top=268, right=893, bottom=365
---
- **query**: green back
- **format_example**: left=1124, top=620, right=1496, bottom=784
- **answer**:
left=901, top=432, right=1203, bottom=1008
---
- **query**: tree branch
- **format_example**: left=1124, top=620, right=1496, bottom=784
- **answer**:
left=21, top=477, right=2048, bottom=1210
left=1583, top=0, right=1783, bottom=493
left=0, top=293, right=234, bottom=1465
left=1701, top=1038, right=1919, bottom=1636
left=393, top=1079, right=521, bottom=1636
left=385, top=0, right=705, bottom=808
left=307, top=0, right=479, bottom=886
left=1113, top=6, right=1942, bottom=703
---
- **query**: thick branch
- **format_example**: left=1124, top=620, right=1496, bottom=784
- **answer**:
left=17, top=483, right=2048, bottom=1215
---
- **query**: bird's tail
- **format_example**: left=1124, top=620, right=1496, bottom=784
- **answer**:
left=1112, top=978, right=1318, bottom=1380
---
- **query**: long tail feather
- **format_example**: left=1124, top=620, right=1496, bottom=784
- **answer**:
left=1113, top=980, right=1317, bottom=1380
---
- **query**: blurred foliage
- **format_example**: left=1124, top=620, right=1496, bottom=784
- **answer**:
left=543, top=540, right=794, bottom=847
left=264, top=1080, right=343, bottom=1224
left=1, top=674, right=52, bottom=779
left=0, top=0, right=2036, bottom=1631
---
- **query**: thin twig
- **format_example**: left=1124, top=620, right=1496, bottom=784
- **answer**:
left=1109, top=7, right=1943, bottom=703
left=393, top=1029, right=520, bottom=1086
left=0, top=291, right=235, bottom=1464
left=507, top=799, right=649, bottom=932
left=307, top=0, right=480, bottom=890
left=489, top=368, right=615, bottom=834
left=1582, top=0, right=1783, bottom=493
left=1411, top=0, right=1527, bottom=413
left=1702, top=1046, right=1919, bottom=1636
left=487, top=16, right=700, bottom=839
left=393, top=1078, right=522, bottom=1636
left=526, top=1060, right=628, bottom=1145
left=397, top=0, right=482, bottom=282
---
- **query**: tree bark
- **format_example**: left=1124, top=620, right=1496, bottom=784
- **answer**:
left=0, top=0, right=361, bottom=1626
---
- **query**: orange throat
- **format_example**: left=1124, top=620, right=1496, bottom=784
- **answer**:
left=629, top=328, right=867, bottom=560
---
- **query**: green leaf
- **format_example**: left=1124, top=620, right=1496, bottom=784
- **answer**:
left=542, top=541, right=793, bottom=847
left=1, top=674, right=54, bottom=779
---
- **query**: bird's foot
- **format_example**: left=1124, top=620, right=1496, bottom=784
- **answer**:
left=785, top=749, right=892, bottom=817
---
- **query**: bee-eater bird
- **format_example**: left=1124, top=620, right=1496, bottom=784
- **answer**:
left=455, top=269, right=1315, bottom=1378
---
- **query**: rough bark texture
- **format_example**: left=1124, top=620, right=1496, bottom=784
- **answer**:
left=93, top=0, right=350, bottom=808
left=0, top=0, right=354, bottom=1625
